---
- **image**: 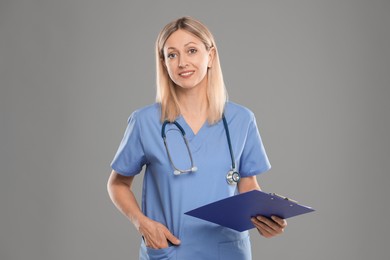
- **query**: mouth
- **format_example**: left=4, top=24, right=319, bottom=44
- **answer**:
left=179, top=71, right=194, bottom=77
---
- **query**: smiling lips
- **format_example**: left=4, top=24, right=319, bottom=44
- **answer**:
left=179, top=70, right=194, bottom=78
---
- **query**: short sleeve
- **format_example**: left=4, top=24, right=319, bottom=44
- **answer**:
left=239, top=114, right=271, bottom=177
left=110, top=111, right=147, bottom=176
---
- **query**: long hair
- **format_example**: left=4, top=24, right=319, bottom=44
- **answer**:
left=155, top=16, right=227, bottom=124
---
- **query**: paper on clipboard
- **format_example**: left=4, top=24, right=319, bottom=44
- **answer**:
left=184, top=190, right=315, bottom=232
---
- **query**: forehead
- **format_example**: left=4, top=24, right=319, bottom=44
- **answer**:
left=164, top=29, right=203, bottom=49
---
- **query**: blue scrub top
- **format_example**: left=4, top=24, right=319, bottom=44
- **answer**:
left=111, top=102, right=271, bottom=260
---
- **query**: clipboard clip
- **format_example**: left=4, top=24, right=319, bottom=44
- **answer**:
left=270, top=193, right=298, bottom=204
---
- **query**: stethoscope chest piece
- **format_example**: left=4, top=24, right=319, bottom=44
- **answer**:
left=226, top=170, right=240, bottom=185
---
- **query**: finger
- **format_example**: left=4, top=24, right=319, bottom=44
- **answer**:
left=141, top=225, right=170, bottom=249
left=144, top=237, right=167, bottom=249
left=255, top=216, right=284, bottom=234
left=271, top=216, right=287, bottom=228
left=257, top=226, right=274, bottom=238
left=144, top=231, right=169, bottom=249
left=251, top=218, right=275, bottom=238
left=163, top=228, right=181, bottom=245
left=252, top=217, right=278, bottom=235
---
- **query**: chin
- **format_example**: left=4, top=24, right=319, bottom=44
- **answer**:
left=175, top=83, right=197, bottom=89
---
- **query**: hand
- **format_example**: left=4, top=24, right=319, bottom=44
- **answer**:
left=251, top=215, right=287, bottom=238
left=138, top=217, right=181, bottom=249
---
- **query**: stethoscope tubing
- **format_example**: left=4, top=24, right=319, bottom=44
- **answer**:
left=161, top=114, right=239, bottom=183
left=162, top=120, right=196, bottom=175
left=222, top=115, right=236, bottom=171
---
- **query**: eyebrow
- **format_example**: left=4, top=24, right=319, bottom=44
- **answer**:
left=166, top=41, right=198, bottom=50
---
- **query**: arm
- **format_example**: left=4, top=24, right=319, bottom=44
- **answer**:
left=107, top=170, right=180, bottom=248
left=237, top=175, right=261, bottom=193
left=238, top=176, right=287, bottom=238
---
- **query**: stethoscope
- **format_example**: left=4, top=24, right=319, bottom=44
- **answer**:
left=161, top=114, right=241, bottom=185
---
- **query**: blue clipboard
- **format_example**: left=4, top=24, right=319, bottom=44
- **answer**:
left=184, top=190, right=315, bottom=232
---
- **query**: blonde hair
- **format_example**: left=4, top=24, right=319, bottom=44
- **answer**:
left=155, top=16, right=227, bottom=124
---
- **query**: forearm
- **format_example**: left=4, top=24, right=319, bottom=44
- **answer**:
left=107, top=173, right=146, bottom=231
left=238, top=175, right=261, bottom=193
left=107, top=171, right=181, bottom=248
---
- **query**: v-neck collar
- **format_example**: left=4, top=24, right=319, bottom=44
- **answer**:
left=176, top=116, right=210, bottom=152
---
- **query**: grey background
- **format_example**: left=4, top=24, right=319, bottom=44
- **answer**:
left=1, top=0, right=389, bottom=259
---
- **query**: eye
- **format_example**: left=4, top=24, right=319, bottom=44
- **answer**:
left=167, top=53, right=177, bottom=59
left=188, top=48, right=197, bottom=54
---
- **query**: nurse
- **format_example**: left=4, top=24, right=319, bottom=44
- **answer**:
left=107, top=16, right=287, bottom=260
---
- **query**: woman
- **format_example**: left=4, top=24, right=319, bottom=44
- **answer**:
left=107, top=16, right=287, bottom=260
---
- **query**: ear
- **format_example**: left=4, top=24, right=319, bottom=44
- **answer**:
left=208, top=47, right=216, bottom=68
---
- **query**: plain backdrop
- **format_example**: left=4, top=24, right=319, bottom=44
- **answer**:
left=1, top=0, right=389, bottom=259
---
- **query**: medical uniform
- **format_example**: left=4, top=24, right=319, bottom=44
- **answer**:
left=111, top=101, right=271, bottom=260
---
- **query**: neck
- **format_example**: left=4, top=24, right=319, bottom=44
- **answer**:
left=176, top=85, right=208, bottom=135
left=176, top=85, right=208, bottom=118
left=179, top=97, right=208, bottom=118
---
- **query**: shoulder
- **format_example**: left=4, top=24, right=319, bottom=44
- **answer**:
left=128, top=103, right=161, bottom=123
left=224, top=101, right=255, bottom=122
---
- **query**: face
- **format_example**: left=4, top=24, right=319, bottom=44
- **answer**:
left=163, top=29, right=214, bottom=91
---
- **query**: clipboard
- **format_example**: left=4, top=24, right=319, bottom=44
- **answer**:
left=184, top=190, right=315, bottom=232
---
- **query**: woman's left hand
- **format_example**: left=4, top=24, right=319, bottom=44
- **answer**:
left=251, top=215, right=287, bottom=238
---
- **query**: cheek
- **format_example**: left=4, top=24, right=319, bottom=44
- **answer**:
left=165, top=62, right=176, bottom=78
left=200, top=55, right=211, bottom=69
left=197, top=58, right=209, bottom=75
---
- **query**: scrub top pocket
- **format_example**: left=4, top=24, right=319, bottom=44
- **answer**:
left=145, top=245, right=177, bottom=260
left=218, top=235, right=252, bottom=260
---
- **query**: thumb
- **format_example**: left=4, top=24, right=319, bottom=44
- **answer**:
left=163, top=229, right=181, bottom=245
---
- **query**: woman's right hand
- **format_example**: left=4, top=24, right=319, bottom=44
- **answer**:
left=107, top=171, right=180, bottom=249
left=138, top=217, right=181, bottom=249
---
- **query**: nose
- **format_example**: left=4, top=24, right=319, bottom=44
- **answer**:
left=178, top=55, right=188, bottom=68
